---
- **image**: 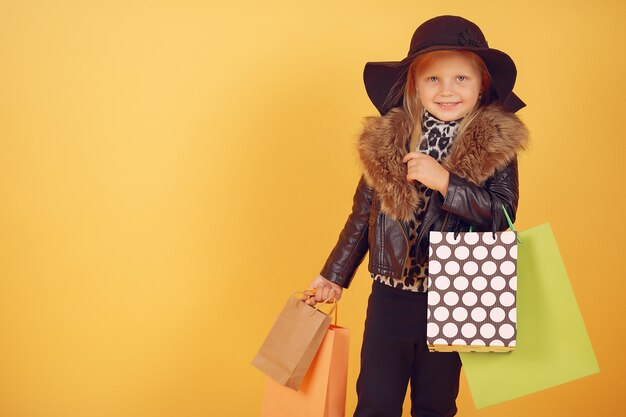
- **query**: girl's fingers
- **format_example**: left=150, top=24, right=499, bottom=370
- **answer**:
left=402, top=152, right=423, bottom=163
left=304, top=290, right=316, bottom=304
left=304, top=285, right=341, bottom=305
left=314, top=284, right=325, bottom=302
left=317, top=285, right=335, bottom=303
left=320, top=286, right=330, bottom=303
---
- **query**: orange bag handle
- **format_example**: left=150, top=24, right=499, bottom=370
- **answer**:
left=300, top=289, right=339, bottom=325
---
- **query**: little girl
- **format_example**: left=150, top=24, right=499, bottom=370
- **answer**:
left=306, top=15, right=528, bottom=417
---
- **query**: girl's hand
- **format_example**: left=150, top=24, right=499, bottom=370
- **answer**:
left=304, top=275, right=343, bottom=306
left=402, top=152, right=450, bottom=197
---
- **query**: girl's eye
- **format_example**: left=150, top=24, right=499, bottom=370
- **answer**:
left=457, top=76, right=467, bottom=81
left=428, top=76, right=438, bottom=82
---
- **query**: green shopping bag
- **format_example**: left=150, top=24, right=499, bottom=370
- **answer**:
left=460, top=223, right=599, bottom=409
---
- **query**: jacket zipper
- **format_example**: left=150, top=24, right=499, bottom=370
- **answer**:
left=383, top=216, right=410, bottom=274
left=381, top=216, right=411, bottom=276
left=399, top=219, right=409, bottom=273
left=415, top=208, right=445, bottom=257
left=440, top=211, right=451, bottom=231
left=393, top=210, right=444, bottom=275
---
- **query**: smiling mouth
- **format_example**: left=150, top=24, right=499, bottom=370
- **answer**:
left=436, top=102, right=460, bottom=109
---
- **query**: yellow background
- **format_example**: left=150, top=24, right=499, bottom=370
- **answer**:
left=1, top=1, right=624, bottom=416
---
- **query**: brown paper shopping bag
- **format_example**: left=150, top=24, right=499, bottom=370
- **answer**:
left=252, top=294, right=334, bottom=390
left=260, top=325, right=350, bottom=417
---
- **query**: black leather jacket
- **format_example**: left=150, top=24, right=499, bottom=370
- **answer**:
left=320, top=105, right=528, bottom=288
left=320, top=159, right=519, bottom=288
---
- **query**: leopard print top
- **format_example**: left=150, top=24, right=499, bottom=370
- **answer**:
left=372, top=110, right=461, bottom=292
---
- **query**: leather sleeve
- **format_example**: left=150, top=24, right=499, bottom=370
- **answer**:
left=320, top=176, right=373, bottom=288
left=441, top=157, right=519, bottom=232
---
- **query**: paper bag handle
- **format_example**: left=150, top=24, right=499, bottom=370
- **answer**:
left=299, top=289, right=339, bottom=325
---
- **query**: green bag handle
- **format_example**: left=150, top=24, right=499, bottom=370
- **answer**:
left=468, top=205, right=521, bottom=243
left=501, top=205, right=522, bottom=243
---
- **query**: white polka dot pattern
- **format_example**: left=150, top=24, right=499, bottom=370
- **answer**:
left=427, top=230, right=517, bottom=352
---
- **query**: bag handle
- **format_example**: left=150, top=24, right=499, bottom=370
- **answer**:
left=468, top=205, right=521, bottom=243
left=301, top=289, right=339, bottom=325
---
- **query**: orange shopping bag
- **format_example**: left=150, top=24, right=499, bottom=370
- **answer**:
left=260, top=325, right=349, bottom=417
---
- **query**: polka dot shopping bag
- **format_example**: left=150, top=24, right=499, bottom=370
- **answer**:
left=426, top=207, right=519, bottom=352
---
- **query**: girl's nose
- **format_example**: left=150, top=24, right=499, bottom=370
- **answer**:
left=439, top=79, right=454, bottom=95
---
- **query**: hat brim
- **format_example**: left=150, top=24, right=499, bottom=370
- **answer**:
left=364, top=46, right=525, bottom=114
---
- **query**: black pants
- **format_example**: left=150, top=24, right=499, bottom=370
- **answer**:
left=354, top=281, right=462, bottom=417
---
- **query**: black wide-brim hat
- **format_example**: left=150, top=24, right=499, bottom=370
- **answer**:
left=364, top=15, right=525, bottom=115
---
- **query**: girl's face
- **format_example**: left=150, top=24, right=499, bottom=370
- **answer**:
left=415, top=51, right=483, bottom=121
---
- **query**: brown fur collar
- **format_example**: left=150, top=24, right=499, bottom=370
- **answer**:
left=357, top=104, right=529, bottom=222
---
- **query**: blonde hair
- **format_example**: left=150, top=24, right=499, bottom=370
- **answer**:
left=403, top=50, right=493, bottom=151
